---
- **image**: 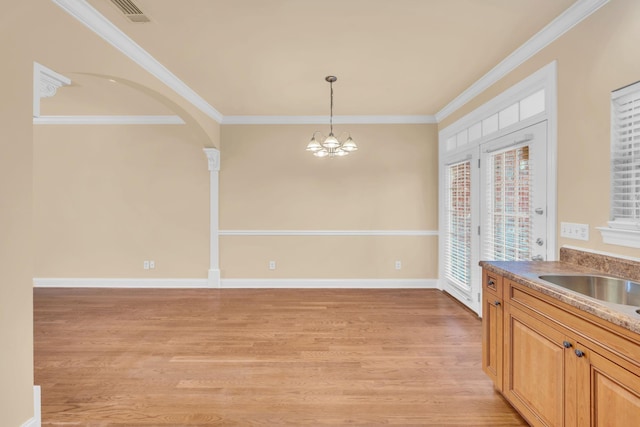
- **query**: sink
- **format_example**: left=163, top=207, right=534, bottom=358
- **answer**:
left=539, top=275, right=640, bottom=307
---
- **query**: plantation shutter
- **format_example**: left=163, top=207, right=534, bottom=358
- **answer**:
left=445, top=159, right=472, bottom=292
left=485, top=145, right=532, bottom=261
left=611, top=83, right=640, bottom=228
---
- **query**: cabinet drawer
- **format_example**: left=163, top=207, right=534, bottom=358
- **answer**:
left=483, top=269, right=503, bottom=298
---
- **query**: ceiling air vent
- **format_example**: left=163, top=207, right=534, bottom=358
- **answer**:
left=110, top=0, right=150, bottom=23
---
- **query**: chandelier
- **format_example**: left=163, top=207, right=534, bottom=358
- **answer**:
left=306, top=76, right=358, bottom=158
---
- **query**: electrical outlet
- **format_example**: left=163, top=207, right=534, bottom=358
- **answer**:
left=395, top=260, right=402, bottom=270
left=560, top=222, right=589, bottom=241
left=143, top=260, right=150, bottom=270
left=149, top=260, right=155, bottom=269
left=269, top=261, right=276, bottom=270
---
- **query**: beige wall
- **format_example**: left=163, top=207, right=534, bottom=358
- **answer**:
left=220, top=124, right=438, bottom=278
left=440, top=0, right=640, bottom=259
left=0, top=8, right=35, bottom=427
left=33, top=125, right=210, bottom=278
left=2, top=0, right=222, bottom=418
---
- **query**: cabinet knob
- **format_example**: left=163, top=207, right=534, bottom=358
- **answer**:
left=488, top=279, right=495, bottom=286
left=563, top=341, right=572, bottom=349
left=494, top=301, right=501, bottom=307
left=575, top=349, right=585, bottom=358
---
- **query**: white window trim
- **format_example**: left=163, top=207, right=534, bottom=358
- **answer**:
left=597, top=81, right=640, bottom=249
left=437, top=61, right=558, bottom=314
left=597, top=226, right=640, bottom=249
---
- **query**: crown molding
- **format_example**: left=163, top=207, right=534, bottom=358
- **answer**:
left=221, top=115, right=437, bottom=125
left=435, top=0, right=610, bottom=122
left=51, top=0, right=609, bottom=126
left=33, top=115, right=185, bottom=125
left=51, top=0, right=223, bottom=123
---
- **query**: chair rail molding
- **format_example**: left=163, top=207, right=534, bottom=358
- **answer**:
left=219, top=230, right=438, bottom=236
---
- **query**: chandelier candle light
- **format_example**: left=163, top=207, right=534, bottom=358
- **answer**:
left=306, top=76, right=358, bottom=158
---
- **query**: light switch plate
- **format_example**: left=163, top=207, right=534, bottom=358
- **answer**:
left=560, top=222, right=589, bottom=241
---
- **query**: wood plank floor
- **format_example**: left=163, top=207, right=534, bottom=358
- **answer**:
left=34, top=288, right=527, bottom=426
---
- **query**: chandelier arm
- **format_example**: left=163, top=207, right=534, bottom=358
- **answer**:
left=336, top=131, right=351, bottom=142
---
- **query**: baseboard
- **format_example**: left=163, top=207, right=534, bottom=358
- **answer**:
left=33, top=278, right=209, bottom=288
left=220, top=278, right=439, bottom=289
left=21, top=386, right=40, bottom=427
left=33, top=278, right=439, bottom=289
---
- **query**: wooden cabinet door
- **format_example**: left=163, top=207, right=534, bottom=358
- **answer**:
left=504, top=304, right=570, bottom=427
left=575, top=345, right=640, bottom=427
left=482, top=291, right=503, bottom=390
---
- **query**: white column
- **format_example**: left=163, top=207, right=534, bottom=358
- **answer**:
left=204, top=148, right=220, bottom=288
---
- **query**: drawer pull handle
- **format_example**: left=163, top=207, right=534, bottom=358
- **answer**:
left=488, top=279, right=496, bottom=286
left=563, top=341, right=572, bottom=349
left=493, top=301, right=501, bottom=307
left=575, top=349, right=585, bottom=358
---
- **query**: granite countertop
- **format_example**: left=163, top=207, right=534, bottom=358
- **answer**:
left=479, top=260, right=640, bottom=335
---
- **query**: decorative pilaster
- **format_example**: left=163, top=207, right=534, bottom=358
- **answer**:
left=33, top=62, right=71, bottom=117
left=204, top=148, right=221, bottom=288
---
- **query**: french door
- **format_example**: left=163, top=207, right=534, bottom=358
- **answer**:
left=481, top=121, right=548, bottom=263
left=443, top=121, right=549, bottom=314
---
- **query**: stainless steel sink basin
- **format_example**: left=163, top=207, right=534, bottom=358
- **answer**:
left=539, top=275, right=640, bottom=307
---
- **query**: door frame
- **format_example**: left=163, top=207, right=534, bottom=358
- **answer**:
left=438, top=61, right=558, bottom=315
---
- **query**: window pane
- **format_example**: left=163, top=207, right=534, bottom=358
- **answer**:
left=469, top=122, right=482, bottom=142
left=483, top=114, right=498, bottom=136
left=446, top=136, right=457, bottom=151
left=445, top=161, right=472, bottom=291
left=611, top=83, right=640, bottom=223
left=486, top=146, right=531, bottom=261
left=499, top=103, right=519, bottom=129
left=521, top=89, right=545, bottom=120
left=457, top=130, right=468, bottom=146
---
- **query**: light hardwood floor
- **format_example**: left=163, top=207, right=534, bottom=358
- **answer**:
left=34, top=288, right=527, bottom=426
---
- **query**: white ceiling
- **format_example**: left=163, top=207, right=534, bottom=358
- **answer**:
left=79, top=0, right=577, bottom=118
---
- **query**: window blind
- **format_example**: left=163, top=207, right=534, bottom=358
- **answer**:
left=445, top=160, right=472, bottom=292
left=485, top=146, right=531, bottom=261
left=611, top=83, right=640, bottom=227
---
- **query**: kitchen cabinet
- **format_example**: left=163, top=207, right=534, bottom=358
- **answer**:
left=482, top=268, right=640, bottom=427
left=482, top=269, right=503, bottom=391
left=575, top=341, right=640, bottom=426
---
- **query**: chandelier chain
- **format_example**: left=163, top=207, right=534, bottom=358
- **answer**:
left=329, top=80, right=334, bottom=134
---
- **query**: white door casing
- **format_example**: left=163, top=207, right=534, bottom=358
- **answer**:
left=438, top=61, right=557, bottom=315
